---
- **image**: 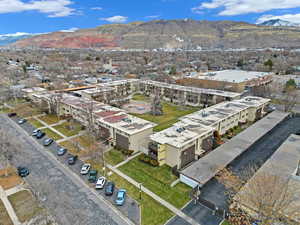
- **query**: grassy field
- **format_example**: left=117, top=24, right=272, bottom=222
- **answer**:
left=109, top=173, right=174, bottom=225
left=0, top=199, right=13, bottom=225
left=104, top=149, right=126, bottom=166
left=8, top=190, right=43, bottom=223
left=132, top=94, right=151, bottom=102
left=0, top=107, right=10, bottom=114
left=59, top=140, right=81, bottom=155
left=72, top=134, right=95, bottom=149
left=221, top=220, right=232, bottom=225
left=41, top=128, right=63, bottom=141
left=39, top=114, right=60, bottom=125
left=131, top=100, right=199, bottom=132
left=119, top=157, right=191, bottom=208
left=28, top=118, right=44, bottom=128
left=53, top=121, right=82, bottom=137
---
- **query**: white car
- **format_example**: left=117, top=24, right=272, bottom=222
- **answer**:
left=80, top=163, right=91, bottom=175
left=95, top=176, right=106, bottom=189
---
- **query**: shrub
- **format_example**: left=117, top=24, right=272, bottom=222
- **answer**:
left=150, top=159, right=159, bottom=167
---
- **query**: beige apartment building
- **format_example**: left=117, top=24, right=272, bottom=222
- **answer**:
left=139, top=80, right=241, bottom=107
left=149, top=96, right=270, bottom=169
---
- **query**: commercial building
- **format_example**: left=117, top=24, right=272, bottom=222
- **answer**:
left=139, top=80, right=241, bottom=107
left=235, top=134, right=300, bottom=223
left=177, top=70, right=273, bottom=93
left=149, top=96, right=271, bottom=169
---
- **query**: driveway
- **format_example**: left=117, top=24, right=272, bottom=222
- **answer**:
left=167, top=115, right=300, bottom=225
left=1, top=114, right=139, bottom=225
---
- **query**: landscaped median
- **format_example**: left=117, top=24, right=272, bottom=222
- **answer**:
left=104, top=149, right=127, bottom=166
left=118, top=157, right=192, bottom=209
left=28, top=118, right=44, bottom=128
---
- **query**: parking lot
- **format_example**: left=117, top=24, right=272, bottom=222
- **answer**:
left=1, top=114, right=140, bottom=225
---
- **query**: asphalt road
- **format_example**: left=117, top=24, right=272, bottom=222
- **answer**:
left=0, top=114, right=139, bottom=225
left=167, top=115, right=300, bottom=225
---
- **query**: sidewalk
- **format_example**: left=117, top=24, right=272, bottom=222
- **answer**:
left=0, top=186, right=21, bottom=225
left=107, top=165, right=202, bottom=225
left=34, top=116, right=67, bottom=139
left=114, top=152, right=142, bottom=168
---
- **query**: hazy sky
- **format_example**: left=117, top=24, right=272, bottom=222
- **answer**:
left=1, top=0, right=300, bottom=34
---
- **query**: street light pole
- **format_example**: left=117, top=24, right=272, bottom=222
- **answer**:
left=139, top=183, right=142, bottom=201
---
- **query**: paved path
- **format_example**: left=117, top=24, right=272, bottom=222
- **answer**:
left=114, top=152, right=142, bottom=168
left=0, top=114, right=134, bottom=225
left=5, top=185, right=27, bottom=196
left=34, top=116, right=67, bottom=139
left=56, top=132, right=84, bottom=143
left=0, top=186, right=21, bottom=225
left=107, top=165, right=201, bottom=225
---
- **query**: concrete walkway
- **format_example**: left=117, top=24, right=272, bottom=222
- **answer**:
left=34, top=117, right=67, bottom=139
left=0, top=186, right=21, bottom=225
left=56, top=132, right=84, bottom=144
left=114, top=152, right=142, bottom=168
left=107, top=165, right=202, bottom=225
left=5, top=185, right=27, bottom=196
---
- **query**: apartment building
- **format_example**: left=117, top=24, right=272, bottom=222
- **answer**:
left=139, top=80, right=241, bottom=107
left=148, top=96, right=270, bottom=169
left=32, top=92, right=156, bottom=152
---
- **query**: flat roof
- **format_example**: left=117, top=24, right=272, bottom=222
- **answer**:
left=150, top=120, right=214, bottom=148
left=182, top=96, right=270, bottom=128
left=237, top=134, right=300, bottom=222
left=140, top=80, right=242, bottom=98
left=199, top=70, right=271, bottom=83
left=181, top=111, right=290, bottom=186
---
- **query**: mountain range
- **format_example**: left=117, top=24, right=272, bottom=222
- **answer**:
left=0, top=32, right=39, bottom=46
left=258, top=19, right=300, bottom=27
left=6, top=19, right=300, bottom=50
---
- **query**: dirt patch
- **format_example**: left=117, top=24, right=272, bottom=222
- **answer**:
left=0, top=168, right=23, bottom=190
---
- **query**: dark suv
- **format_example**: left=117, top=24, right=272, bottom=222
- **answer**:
left=68, top=155, right=78, bottom=165
left=105, top=181, right=115, bottom=196
left=88, top=170, right=98, bottom=183
left=17, top=167, right=30, bottom=177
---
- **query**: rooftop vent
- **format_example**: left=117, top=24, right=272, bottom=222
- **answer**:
left=201, top=110, right=208, bottom=117
left=176, top=127, right=186, bottom=133
left=122, top=118, right=132, bottom=123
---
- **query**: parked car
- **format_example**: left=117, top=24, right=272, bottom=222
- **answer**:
left=18, top=119, right=27, bottom=124
left=105, top=181, right=115, bottom=196
left=95, top=176, right=106, bottom=189
left=88, top=170, right=98, bottom=183
left=36, top=131, right=45, bottom=139
left=80, top=163, right=91, bottom=175
left=17, top=167, right=30, bottom=177
left=32, top=129, right=41, bottom=136
left=7, top=112, right=17, bottom=117
left=115, top=189, right=126, bottom=206
left=68, top=155, right=78, bottom=165
left=43, top=138, right=53, bottom=146
left=57, top=147, right=67, bottom=156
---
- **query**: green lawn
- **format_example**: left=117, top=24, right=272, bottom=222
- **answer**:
left=132, top=94, right=151, bottom=102
left=0, top=199, right=13, bottom=225
left=104, top=149, right=126, bottom=166
left=72, top=134, right=95, bottom=149
left=109, top=173, right=174, bottom=225
left=0, top=107, right=10, bottom=114
left=119, top=157, right=191, bottom=208
left=53, top=121, right=82, bottom=137
left=59, top=141, right=81, bottom=155
left=38, top=114, right=60, bottom=125
left=222, top=220, right=232, bottom=225
left=132, top=101, right=199, bottom=132
left=8, top=190, right=43, bottom=223
left=28, top=118, right=44, bottom=128
left=41, top=128, right=63, bottom=141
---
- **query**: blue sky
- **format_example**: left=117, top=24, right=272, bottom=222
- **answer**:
left=1, top=0, right=300, bottom=34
